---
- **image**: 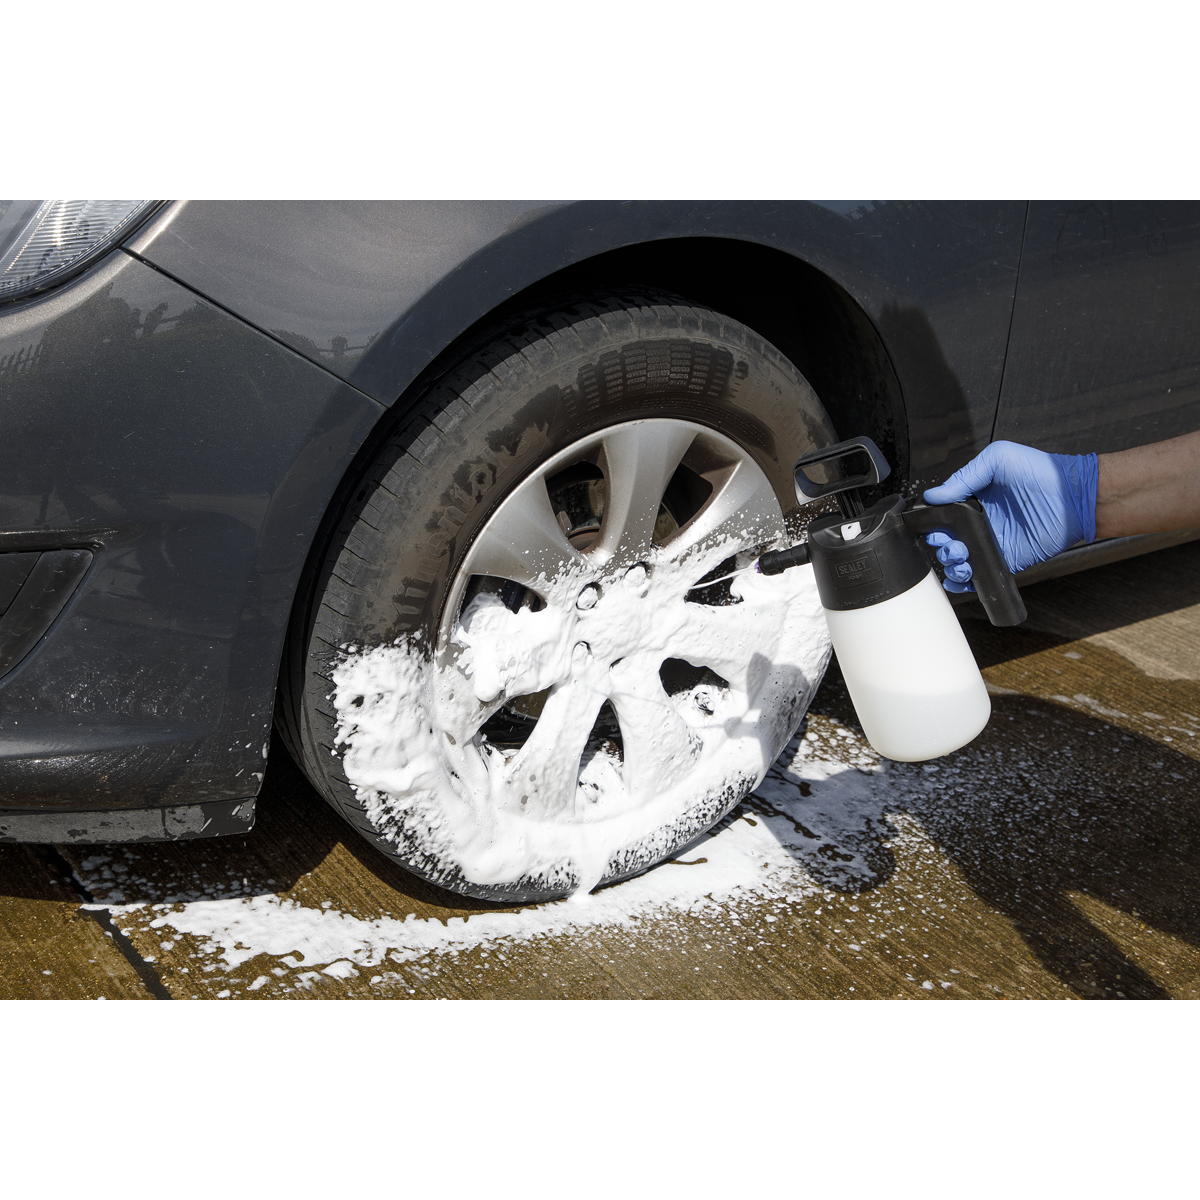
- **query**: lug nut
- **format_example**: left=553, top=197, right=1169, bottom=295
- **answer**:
left=623, top=563, right=649, bottom=589
left=576, top=583, right=600, bottom=610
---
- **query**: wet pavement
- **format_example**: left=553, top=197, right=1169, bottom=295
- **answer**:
left=3, top=540, right=1199, bottom=1000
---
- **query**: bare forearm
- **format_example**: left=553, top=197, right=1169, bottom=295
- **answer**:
left=1095, top=429, right=1200, bottom=538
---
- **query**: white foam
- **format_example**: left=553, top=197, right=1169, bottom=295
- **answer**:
left=87, top=727, right=918, bottom=983
left=332, top=542, right=830, bottom=897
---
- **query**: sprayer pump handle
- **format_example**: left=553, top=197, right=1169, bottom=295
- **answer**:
left=793, top=436, right=892, bottom=503
left=902, top=499, right=1028, bottom=627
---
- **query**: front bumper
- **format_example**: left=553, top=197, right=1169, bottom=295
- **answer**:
left=0, top=247, right=383, bottom=825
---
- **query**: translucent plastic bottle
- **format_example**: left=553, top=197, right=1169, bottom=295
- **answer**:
left=823, top=570, right=991, bottom=761
left=797, top=491, right=1023, bottom=762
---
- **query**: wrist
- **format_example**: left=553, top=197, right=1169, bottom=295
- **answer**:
left=1095, top=452, right=1123, bottom=538
left=1051, top=451, right=1098, bottom=544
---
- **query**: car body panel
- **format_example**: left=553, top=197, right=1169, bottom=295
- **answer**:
left=996, top=200, right=1200, bottom=452
left=0, top=250, right=383, bottom=811
left=129, top=200, right=1027, bottom=481
left=124, top=200, right=556, bottom=387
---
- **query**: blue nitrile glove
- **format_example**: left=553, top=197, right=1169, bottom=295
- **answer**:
left=921, top=441, right=1099, bottom=593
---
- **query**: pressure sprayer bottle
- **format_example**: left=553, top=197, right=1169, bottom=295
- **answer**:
left=759, top=437, right=1027, bottom=762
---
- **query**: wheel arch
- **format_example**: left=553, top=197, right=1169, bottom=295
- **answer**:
left=492, top=237, right=911, bottom=490
left=374, top=236, right=909, bottom=491
left=275, top=240, right=909, bottom=718
left=133, top=198, right=1019, bottom=497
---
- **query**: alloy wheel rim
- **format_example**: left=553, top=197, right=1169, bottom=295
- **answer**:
left=433, top=419, right=798, bottom=823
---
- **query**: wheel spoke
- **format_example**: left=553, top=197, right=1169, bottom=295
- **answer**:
left=660, top=602, right=778, bottom=695
left=435, top=647, right=510, bottom=745
left=497, top=668, right=608, bottom=818
left=463, top=477, right=585, bottom=591
left=608, top=655, right=702, bottom=803
left=590, top=423, right=697, bottom=566
left=659, top=457, right=783, bottom=582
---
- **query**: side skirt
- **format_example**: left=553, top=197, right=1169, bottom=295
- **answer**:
left=0, top=797, right=254, bottom=844
left=950, top=526, right=1200, bottom=604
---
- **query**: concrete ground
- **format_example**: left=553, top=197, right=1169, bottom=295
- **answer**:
left=3, top=541, right=1199, bottom=1000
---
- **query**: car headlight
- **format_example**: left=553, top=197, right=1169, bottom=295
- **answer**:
left=0, top=200, right=160, bottom=303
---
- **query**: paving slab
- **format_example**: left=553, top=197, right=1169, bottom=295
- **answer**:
left=1011, top=540, right=1200, bottom=681
left=0, top=845, right=152, bottom=999
left=5, top=540, right=1200, bottom=1000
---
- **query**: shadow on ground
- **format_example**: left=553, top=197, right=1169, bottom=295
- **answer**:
left=781, top=539, right=1200, bottom=998
left=797, top=654, right=1200, bottom=1000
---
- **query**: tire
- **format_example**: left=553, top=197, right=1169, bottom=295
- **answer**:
left=279, top=291, right=838, bottom=902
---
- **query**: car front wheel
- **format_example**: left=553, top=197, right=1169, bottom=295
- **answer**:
left=280, top=291, right=838, bottom=901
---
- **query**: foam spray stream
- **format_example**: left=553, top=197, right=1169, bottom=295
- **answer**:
left=692, top=563, right=762, bottom=589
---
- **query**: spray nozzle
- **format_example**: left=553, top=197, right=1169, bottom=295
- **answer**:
left=756, top=542, right=810, bottom=575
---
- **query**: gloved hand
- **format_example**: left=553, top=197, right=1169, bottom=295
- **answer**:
left=922, top=441, right=1098, bottom=593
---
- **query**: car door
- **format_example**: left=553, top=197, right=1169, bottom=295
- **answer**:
left=993, top=201, right=1200, bottom=453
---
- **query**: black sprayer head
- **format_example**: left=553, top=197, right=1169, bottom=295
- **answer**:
left=756, top=436, right=1027, bottom=628
left=757, top=541, right=810, bottom=575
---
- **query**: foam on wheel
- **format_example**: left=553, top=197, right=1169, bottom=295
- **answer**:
left=278, top=292, right=839, bottom=901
